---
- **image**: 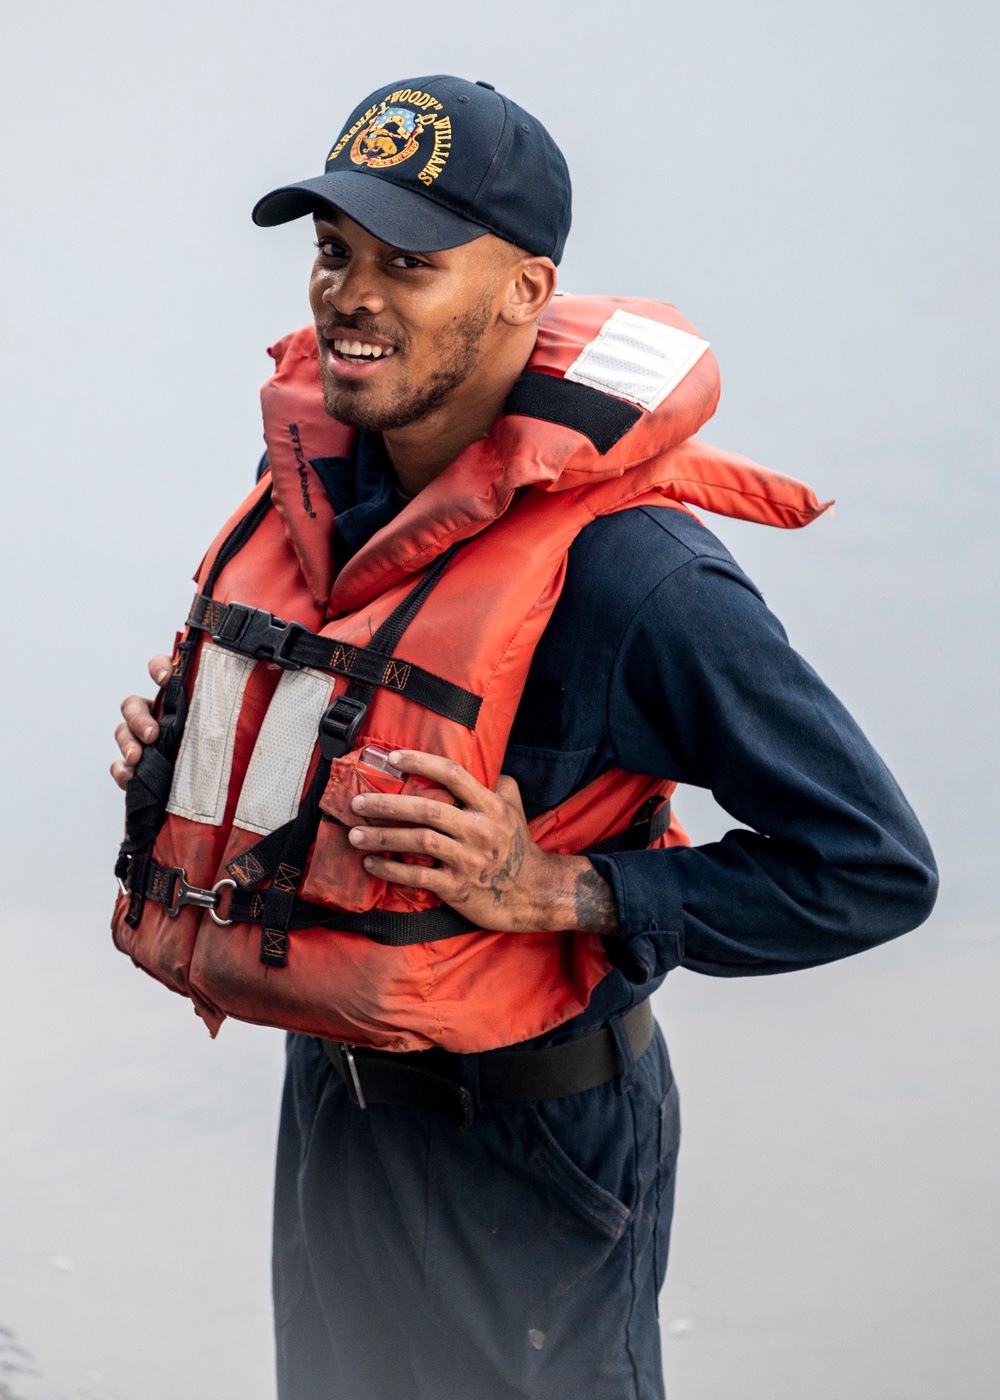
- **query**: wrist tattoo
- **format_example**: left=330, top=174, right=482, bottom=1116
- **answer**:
left=573, top=866, right=620, bottom=935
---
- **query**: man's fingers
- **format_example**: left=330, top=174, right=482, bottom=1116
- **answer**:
left=113, top=656, right=171, bottom=788
left=147, top=653, right=173, bottom=687
left=121, top=694, right=158, bottom=744
left=110, top=758, right=134, bottom=791
left=386, top=750, right=495, bottom=811
left=350, top=791, right=468, bottom=835
left=496, top=774, right=526, bottom=816
left=348, top=823, right=463, bottom=865
left=115, top=720, right=144, bottom=767
left=360, top=853, right=448, bottom=894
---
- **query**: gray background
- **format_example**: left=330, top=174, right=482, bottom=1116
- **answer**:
left=0, top=1, right=997, bottom=1396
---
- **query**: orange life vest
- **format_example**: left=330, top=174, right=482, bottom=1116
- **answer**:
left=112, top=294, right=829, bottom=1053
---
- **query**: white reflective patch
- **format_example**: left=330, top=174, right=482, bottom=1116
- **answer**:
left=233, top=667, right=334, bottom=836
left=167, top=644, right=255, bottom=826
left=563, top=310, right=710, bottom=411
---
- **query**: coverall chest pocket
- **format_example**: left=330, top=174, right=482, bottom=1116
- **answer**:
left=501, top=744, right=596, bottom=818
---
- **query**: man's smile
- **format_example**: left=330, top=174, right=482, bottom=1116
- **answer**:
left=333, top=339, right=395, bottom=359
left=322, top=330, right=400, bottom=380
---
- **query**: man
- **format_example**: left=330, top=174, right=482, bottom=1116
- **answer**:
left=111, top=75, right=937, bottom=1399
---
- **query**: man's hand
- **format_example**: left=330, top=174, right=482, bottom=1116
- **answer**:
left=110, top=654, right=173, bottom=790
left=348, top=750, right=620, bottom=935
left=110, top=696, right=620, bottom=935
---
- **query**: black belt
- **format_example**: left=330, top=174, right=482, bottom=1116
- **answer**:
left=320, top=998, right=655, bottom=1127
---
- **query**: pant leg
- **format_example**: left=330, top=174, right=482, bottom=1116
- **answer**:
left=272, top=1033, right=336, bottom=1399
left=273, top=1022, right=680, bottom=1400
left=273, top=1031, right=425, bottom=1400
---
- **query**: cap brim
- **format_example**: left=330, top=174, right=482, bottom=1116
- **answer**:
left=252, top=170, right=488, bottom=252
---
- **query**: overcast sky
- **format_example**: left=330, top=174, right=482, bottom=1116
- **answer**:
left=0, top=3, right=997, bottom=1397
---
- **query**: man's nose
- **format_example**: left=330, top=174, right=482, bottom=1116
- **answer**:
left=324, top=260, right=385, bottom=318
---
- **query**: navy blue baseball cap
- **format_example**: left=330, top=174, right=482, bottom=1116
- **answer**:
left=252, top=75, right=572, bottom=263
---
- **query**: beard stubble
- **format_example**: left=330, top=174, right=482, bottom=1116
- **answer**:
left=317, top=295, right=494, bottom=432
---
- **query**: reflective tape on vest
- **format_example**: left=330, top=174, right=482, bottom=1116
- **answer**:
left=234, top=667, right=335, bottom=835
left=166, top=644, right=255, bottom=826
left=564, top=309, right=710, bottom=411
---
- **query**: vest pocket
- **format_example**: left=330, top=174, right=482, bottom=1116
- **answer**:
left=300, top=749, right=457, bottom=914
left=302, top=818, right=389, bottom=913
left=301, top=752, right=397, bottom=912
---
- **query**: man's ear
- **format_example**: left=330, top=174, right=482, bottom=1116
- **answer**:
left=502, top=257, right=557, bottom=326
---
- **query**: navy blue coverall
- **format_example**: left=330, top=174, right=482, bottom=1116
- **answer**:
left=269, top=435, right=938, bottom=1399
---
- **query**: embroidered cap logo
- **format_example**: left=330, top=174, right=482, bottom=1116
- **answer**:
left=351, top=106, right=424, bottom=169
left=329, top=86, right=453, bottom=187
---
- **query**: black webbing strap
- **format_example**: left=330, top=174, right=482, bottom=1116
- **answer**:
left=132, top=786, right=670, bottom=949
left=131, top=855, right=476, bottom=944
left=202, top=486, right=274, bottom=597
left=184, top=594, right=481, bottom=730
left=502, top=371, right=643, bottom=455
left=322, top=997, right=656, bottom=1124
left=586, top=796, right=672, bottom=857
left=232, top=542, right=467, bottom=968
left=228, top=887, right=476, bottom=945
left=125, top=859, right=237, bottom=922
left=248, top=747, right=343, bottom=968
left=114, top=659, right=193, bottom=917
left=187, top=595, right=227, bottom=635
left=116, top=488, right=273, bottom=926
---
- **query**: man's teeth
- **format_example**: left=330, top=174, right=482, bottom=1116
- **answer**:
left=332, top=339, right=395, bottom=359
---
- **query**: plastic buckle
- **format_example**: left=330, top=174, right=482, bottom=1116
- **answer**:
left=156, top=676, right=187, bottom=733
left=318, top=695, right=369, bottom=759
left=212, top=603, right=306, bottom=670
left=116, top=853, right=133, bottom=897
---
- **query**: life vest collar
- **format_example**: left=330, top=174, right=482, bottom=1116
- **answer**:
left=261, top=295, right=831, bottom=616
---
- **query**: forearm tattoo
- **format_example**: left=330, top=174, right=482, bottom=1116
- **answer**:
left=573, top=866, right=620, bottom=935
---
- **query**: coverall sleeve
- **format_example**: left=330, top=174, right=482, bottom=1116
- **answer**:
left=587, top=555, right=939, bottom=981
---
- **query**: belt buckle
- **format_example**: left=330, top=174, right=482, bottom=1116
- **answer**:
left=341, top=1046, right=368, bottom=1109
left=325, top=1041, right=475, bottom=1127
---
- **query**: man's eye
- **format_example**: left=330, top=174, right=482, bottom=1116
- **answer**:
left=390, top=254, right=427, bottom=269
left=315, top=240, right=346, bottom=258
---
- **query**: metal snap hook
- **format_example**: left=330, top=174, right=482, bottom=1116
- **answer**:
left=209, top=878, right=237, bottom=926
